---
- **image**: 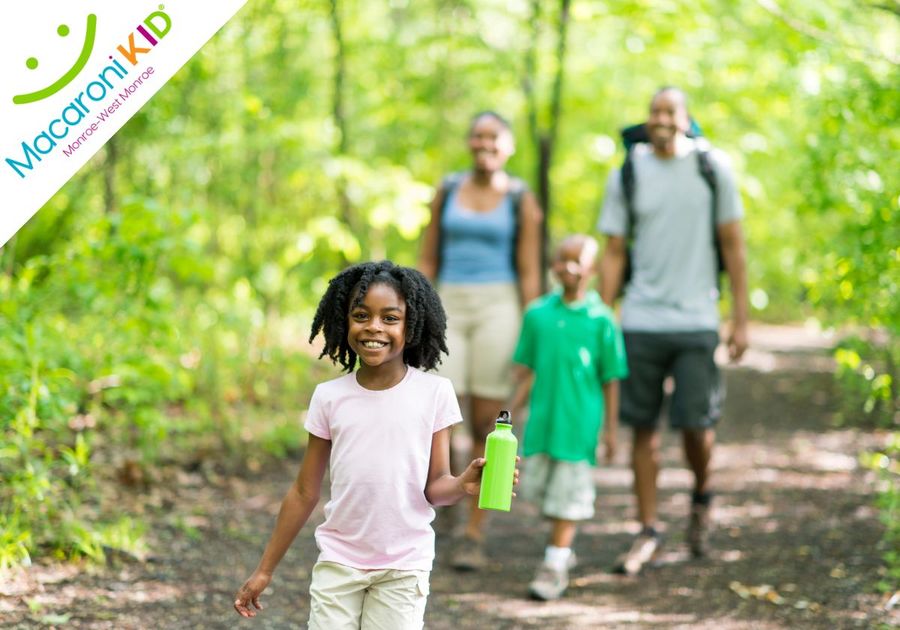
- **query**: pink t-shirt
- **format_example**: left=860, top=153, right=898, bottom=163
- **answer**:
left=304, top=366, right=462, bottom=571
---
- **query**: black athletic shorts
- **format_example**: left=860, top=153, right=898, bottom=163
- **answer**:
left=620, top=331, right=723, bottom=430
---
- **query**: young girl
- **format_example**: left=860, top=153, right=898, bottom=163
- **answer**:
left=233, top=261, right=504, bottom=629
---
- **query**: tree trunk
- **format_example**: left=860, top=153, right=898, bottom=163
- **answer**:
left=522, top=0, right=571, bottom=217
left=329, top=0, right=355, bottom=254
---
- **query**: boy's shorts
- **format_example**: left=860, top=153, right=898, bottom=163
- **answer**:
left=519, top=454, right=596, bottom=521
left=437, top=282, right=520, bottom=400
left=621, top=331, right=723, bottom=431
left=308, top=561, right=430, bottom=630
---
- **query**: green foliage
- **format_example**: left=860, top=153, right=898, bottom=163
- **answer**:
left=834, top=337, right=898, bottom=428
left=861, top=435, right=900, bottom=592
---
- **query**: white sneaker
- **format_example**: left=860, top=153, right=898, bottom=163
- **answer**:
left=529, top=562, right=569, bottom=601
left=614, top=532, right=662, bottom=576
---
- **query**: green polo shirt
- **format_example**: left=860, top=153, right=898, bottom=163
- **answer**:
left=513, top=290, right=628, bottom=465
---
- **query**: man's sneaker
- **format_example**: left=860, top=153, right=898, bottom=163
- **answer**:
left=613, top=531, right=662, bottom=576
left=687, top=503, right=711, bottom=558
left=450, top=537, right=487, bottom=571
left=529, top=562, right=570, bottom=601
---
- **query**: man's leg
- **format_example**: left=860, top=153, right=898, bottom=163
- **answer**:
left=682, top=427, right=714, bottom=495
left=615, top=332, right=669, bottom=575
left=633, top=427, right=661, bottom=528
left=670, top=331, right=722, bottom=558
left=614, top=428, right=664, bottom=575
left=683, top=428, right=715, bottom=557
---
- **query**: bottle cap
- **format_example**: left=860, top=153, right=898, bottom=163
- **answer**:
left=497, top=410, right=511, bottom=424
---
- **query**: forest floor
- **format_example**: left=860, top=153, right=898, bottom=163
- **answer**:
left=0, top=324, right=897, bottom=629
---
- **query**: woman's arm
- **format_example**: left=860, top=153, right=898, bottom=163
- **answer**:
left=418, top=186, right=446, bottom=282
left=516, top=190, right=544, bottom=306
left=234, top=435, right=332, bottom=617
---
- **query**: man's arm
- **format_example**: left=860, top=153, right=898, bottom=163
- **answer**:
left=718, top=220, right=749, bottom=361
left=599, top=235, right=627, bottom=307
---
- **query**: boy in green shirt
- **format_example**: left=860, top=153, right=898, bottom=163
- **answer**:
left=510, top=234, right=628, bottom=601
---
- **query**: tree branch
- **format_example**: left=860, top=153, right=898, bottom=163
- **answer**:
left=755, top=0, right=898, bottom=64
left=329, top=0, right=349, bottom=154
left=522, top=0, right=540, bottom=164
left=548, top=0, right=571, bottom=151
left=865, top=1, right=900, bottom=17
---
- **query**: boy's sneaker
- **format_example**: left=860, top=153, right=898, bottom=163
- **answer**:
left=529, top=562, right=569, bottom=601
left=687, top=503, right=711, bottom=558
left=450, top=536, right=487, bottom=571
left=613, top=530, right=662, bottom=576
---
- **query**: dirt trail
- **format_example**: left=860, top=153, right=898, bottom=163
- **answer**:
left=1, top=324, right=896, bottom=629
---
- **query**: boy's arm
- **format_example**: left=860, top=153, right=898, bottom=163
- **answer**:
left=599, top=235, right=627, bottom=306
left=600, top=380, right=620, bottom=464
left=507, top=364, right=534, bottom=425
left=234, top=434, right=331, bottom=618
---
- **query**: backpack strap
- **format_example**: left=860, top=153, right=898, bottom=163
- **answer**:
left=435, top=173, right=534, bottom=281
left=620, top=147, right=637, bottom=239
left=435, top=172, right=465, bottom=278
left=619, top=143, right=723, bottom=288
left=695, top=148, right=724, bottom=275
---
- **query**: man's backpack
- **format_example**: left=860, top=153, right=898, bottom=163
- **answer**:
left=618, top=121, right=724, bottom=290
left=435, top=172, right=547, bottom=289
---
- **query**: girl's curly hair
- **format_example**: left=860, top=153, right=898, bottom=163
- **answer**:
left=309, top=261, right=448, bottom=372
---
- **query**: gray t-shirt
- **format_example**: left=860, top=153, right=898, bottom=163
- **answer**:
left=598, top=138, right=743, bottom=332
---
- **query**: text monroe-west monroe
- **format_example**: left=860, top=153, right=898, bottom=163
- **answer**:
left=4, top=7, right=172, bottom=179
left=62, top=67, right=155, bottom=158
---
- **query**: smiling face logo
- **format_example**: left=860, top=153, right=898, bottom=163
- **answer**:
left=13, top=14, right=98, bottom=105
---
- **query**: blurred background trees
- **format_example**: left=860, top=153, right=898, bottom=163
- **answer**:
left=0, top=0, right=896, bottom=572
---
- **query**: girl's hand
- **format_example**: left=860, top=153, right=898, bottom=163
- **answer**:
left=459, top=457, right=486, bottom=496
left=458, top=456, right=521, bottom=496
left=234, top=571, right=271, bottom=618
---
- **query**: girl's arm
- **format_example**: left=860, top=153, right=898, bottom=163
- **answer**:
left=424, top=427, right=485, bottom=506
left=516, top=191, right=543, bottom=306
left=418, top=186, right=445, bottom=282
left=234, top=434, right=332, bottom=618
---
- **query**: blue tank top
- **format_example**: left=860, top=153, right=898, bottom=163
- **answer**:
left=438, top=187, right=517, bottom=284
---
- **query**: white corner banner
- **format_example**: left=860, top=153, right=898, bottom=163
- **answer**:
left=0, top=1, right=248, bottom=247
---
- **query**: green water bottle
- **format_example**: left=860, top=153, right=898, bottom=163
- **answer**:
left=478, top=410, right=517, bottom=512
